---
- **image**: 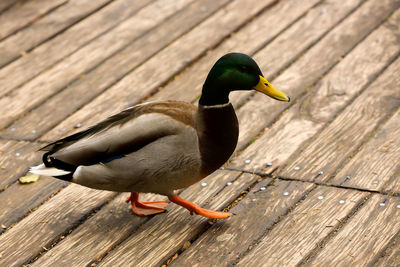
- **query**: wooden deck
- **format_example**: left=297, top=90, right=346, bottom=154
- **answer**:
left=0, top=0, right=399, bottom=266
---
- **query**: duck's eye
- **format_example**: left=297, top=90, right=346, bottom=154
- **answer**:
left=240, top=65, right=250, bottom=72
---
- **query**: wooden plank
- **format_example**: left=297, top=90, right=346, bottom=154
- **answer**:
left=234, top=0, right=400, bottom=151
left=235, top=187, right=367, bottom=266
left=0, top=184, right=115, bottom=267
left=31, top=193, right=160, bottom=266
left=227, top=7, right=400, bottom=174
left=0, top=0, right=114, bottom=68
left=39, top=0, right=279, bottom=143
left=0, top=140, right=41, bottom=190
left=0, top=177, right=65, bottom=233
left=309, top=194, right=400, bottom=266
left=0, top=0, right=152, bottom=97
left=35, top=170, right=242, bottom=266
left=278, top=55, right=400, bottom=183
left=0, top=0, right=67, bottom=41
left=147, top=0, right=322, bottom=104
left=170, top=179, right=314, bottom=266
left=330, top=108, right=400, bottom=192
left=1, top=0, right=231, bottom=141
left=0, top=0, right=194, bottom=130
left=374, top=234, right=400, bottom=267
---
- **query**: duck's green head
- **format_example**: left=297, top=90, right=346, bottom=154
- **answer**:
left=199, top=53, right=290, bottom=106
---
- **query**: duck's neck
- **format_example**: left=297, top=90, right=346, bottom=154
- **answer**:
left=196, top=103, right=239, bottom=176
left=199, top=81, right=230, bottom=106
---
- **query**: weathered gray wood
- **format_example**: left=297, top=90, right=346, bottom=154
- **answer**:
left=228, top=8, right=400, bottom=174
left=0, top=0, right=67, bottom=41
left=0, top=184, right=115, bottom=267
left=236, top=187, right=367, bottom=266
left=147, top=0, right=321, bottom=104
left=0, top=0, right=114, bottom=68
left=0, top=176, right=64, bottom=233
left=31, top=193, right=161, bottom=266
left=0, top=0, right=152, bottom=97
left=97, top=170, right=247, bottom=266
left=331, top=108, right=400, bottom=192
left=0, top=0, right=194, bottom=130
left=1, top=0, right=231, bottom=140
left=39, top=0, right=279, bottom=143
left=171, top=179, right=314, bottom=266
left=0, top=140, right=41, bottom=190
left=309, top=194, right=400, bottom=266
left=234, top=0, right=400, bottom=151
left=278, top=55, right=400, bottom=182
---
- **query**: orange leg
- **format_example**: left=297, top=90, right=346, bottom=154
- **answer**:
left=126, top=192, right=168, bottom=216
left=168, top=194, right=232, bottom=219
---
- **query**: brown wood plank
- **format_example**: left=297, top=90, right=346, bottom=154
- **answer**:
left=0, top=177, right=65, bottom=233
left=1, top=0, right=231, bottom=141
left=235, top=186, right=367, bottom=266
left=278, top=55, right=400, bottom=182
left=0, top=0, right=114, bottom=68
left=170, top=179, right=314, bottom=266
left=0, top=0, right=194, bottom=131
left=39, top=0, right=279, bottom=143
left=0, top=0, right=152, bottom=97
left=0, top=0, right=67, bottom=40
left=228, top=8, right=400, bottom=174
left=36, top=170, right=242, bottom=266
left=0, top=140, right=41, bottom=190
left=309, top=194, right=400, bottom=266
left=330, top=108, right=400, bottom=192
left=234, top=0, right=400, bottom=151
left=31, top=193, right=161, bottom=266
left=147, top=0, right=322, bottom=104
left=0, top=184, right=115, bottom=267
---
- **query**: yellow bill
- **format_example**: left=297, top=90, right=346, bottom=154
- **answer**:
left=254, top=75, right=290, bottom=102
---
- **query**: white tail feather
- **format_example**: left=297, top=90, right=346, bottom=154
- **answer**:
left=30, top=164, right=71, bottom=176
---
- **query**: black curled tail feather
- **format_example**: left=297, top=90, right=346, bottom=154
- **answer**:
left=42, top=152, right=77, bottom=181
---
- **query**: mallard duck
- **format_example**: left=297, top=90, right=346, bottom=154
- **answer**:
left=30, top=53, right=289, bottom=219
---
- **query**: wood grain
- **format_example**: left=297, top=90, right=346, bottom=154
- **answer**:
left=0, top=0, right=152, bottom=97
left=279, top=55, right=400, bottom=182
left=40, top=0, right=279, bottom=143
left=228, top=7, right=400, bottom=174
left=235, top=0, right=400, bottom=151
left=0, top=0, right=114, bottom=68
left=331, top=108, right=400, bottom=192
left=1, top=0, right=230, bottom=141
left=0, top=140, right=41, bottom=190
left=236, top=186, right=367, bottom=266
left=97, top=170, right=245, bottom=266
left=147, top=0, right=321, bottom=104
left=374, top=233, right=400, bottom=267
left=32, top=193, right=161, bottom=266
left=0, top=0, right=193, bottom=130
left=0, top=0, right=67, bottom=41
left=0, top=0, right=19, bottom=14
left=309, top=194, right=400, bottom=266
left=0, top=184, right=115, bottom=267
left=171, top=179, right=314, bottom=266
left=0, top=176, right=64, bottom=233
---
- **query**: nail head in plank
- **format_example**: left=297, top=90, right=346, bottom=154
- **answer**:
left=310, top=194, right=400, bottom=266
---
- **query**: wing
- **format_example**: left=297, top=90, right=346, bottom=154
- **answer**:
left=41, top=101, right=196, bottom=166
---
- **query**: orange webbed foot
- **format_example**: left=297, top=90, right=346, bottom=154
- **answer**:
left=126, top=192, right=168, bottom=216
left=168, top=194, right=232, bottom=219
